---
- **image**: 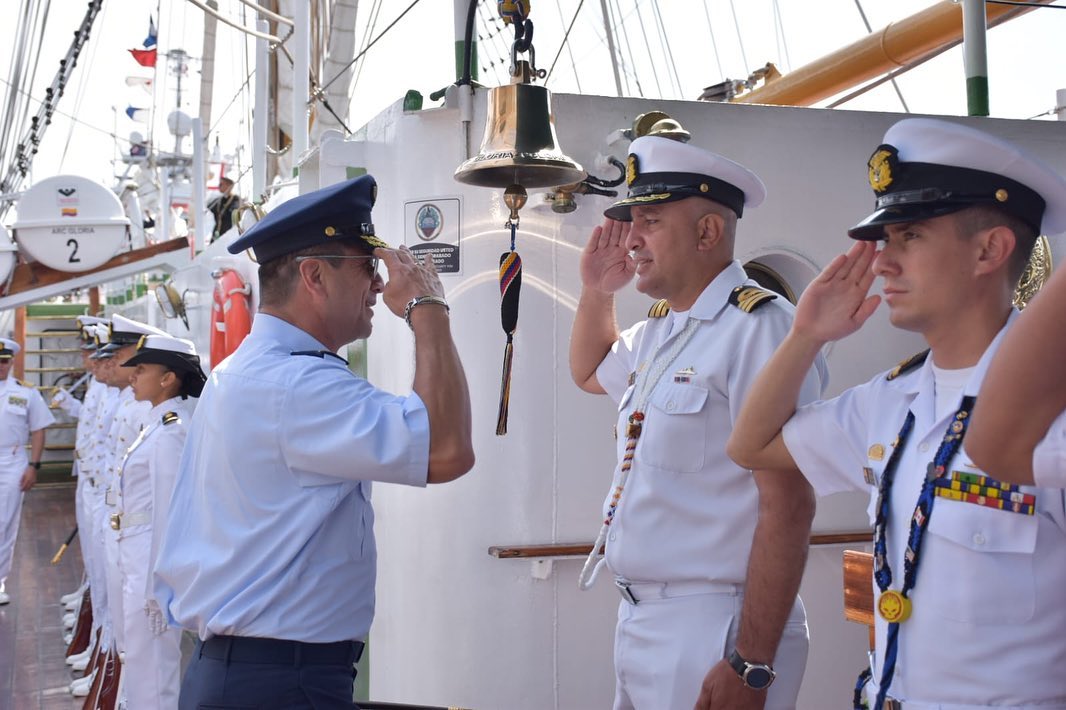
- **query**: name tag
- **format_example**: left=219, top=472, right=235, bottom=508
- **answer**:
left=7, top=396, right=26, bottom=407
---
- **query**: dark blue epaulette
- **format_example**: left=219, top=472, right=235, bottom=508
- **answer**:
left=729, top=285, right=777, bottom=313
left=290, top=350, right=347, bottom=364
left=161, top=411, right=180, bottom=426
left=886, top=349, right=930, bottom=381
left=647, top=299, right=670, bottom=318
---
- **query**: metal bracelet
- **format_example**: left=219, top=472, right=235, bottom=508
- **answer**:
left=403, top=296, right=450, bottom=330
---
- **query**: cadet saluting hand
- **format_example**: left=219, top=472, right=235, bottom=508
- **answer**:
left=580, top=217, right=634, bottom=294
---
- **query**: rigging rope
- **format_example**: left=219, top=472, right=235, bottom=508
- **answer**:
left=728, top=0, right=749, bottom=75
left=319, top=0, right=425, bottom=95
left=700, top=1, right=724, bottom=81
left=853, top=0, right=909, bottom=112
left=611, top=0, right=643, bottom=97
left=772, top=0, right=792, bottom=72
left=631, top=0, right=664, bottom=98
left=650, top=0, right=681, bottom=97
left=545, top=0, right=587, bottom=85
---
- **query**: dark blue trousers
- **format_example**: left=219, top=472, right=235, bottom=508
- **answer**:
left=179, top=636, right=364, bottom=710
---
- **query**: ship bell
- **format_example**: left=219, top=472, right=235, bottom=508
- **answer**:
left=454, top=65, right=586, bottom=189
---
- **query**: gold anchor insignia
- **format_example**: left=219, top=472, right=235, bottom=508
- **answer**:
left=867, top=145, right=897, bottom=194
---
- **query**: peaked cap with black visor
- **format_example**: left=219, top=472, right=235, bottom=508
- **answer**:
left=604, top=136, right=766, bottom=221
left=228, top=174, right=390, bottom=263
left=122, top=334, right=207, bottom=399
left=849, top=117, right=1066, bottom=240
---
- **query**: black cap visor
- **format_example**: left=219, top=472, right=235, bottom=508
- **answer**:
left=848, top=202, right=971, bottom=241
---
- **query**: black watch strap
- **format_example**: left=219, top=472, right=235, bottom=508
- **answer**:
left=30, top=461, right=41, bottom=470
left=728, top=649, right=776, bottom=690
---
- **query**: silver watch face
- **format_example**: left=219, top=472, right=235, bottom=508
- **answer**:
left=743, top=665, right=775, bottom=690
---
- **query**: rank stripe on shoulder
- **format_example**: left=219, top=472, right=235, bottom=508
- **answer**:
left=729, top=286, right=777, bottom=313
left=886, top=349, right=930, bottom=381
left=647, top=299, right=671, bottom=318
left=290, top=349, right=348, bottom=364
left=161, top=411, right=180, bottom=426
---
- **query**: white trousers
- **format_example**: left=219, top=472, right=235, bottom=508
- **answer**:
left=0, top=459, right=25, bottom=581
left=79, top=472, right=109, bottom=637
left=120, top=531, right=180, bottom=710
left=102, top=519, right=125, bottom=652
left=612, top=591, right=808, bottom=710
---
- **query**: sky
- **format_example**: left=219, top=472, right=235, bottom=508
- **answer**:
left=1, top=0, right=1064, bottom=196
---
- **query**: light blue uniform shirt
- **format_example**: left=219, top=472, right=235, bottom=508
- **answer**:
left=154, top=314, right=430, bottom=642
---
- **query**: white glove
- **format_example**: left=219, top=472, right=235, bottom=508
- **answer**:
left=51, top=389, right=80, bottom=416
left=145, top=598, right=167, bottom=636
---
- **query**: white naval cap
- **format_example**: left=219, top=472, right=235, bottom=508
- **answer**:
left=0, top=337, right=20, bottom=360
left=77, top=315, right=108, bottom=350
left=122, top=333, right=207, bottom=398
left=604, top=135, right=766, bottom=221
left=104, top=314, right=166, bottom=350
left=851, top=117, right=1066, bottom=239
left=89, top=323, right=113, bottom=359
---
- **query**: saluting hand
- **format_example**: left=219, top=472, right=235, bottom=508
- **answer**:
left=375, top=246, right=445, bottom=319
left=793, top=240, right=881, bottom=345
left=581, top=218, right=635, bottom=294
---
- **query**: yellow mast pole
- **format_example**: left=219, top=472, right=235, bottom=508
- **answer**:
left=732, top=0, right=1054, bottom=107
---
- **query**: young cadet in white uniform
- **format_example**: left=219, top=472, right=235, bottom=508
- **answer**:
left=63, top=321, right=111, bottom=672
left=116, top=334, right=205, bottom=710
left=728, top=118, right=1066, bottom=710
left=0, top=337, right=55, bottom=605
left=968, top=257, right=1066, bottom=488
left=95, top=316, right=163, bottom=689
left=155, top=174, right=475, bottom=709
left=570, top=136, right=826, bottom=710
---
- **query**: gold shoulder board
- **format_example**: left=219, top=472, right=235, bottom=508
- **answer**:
left=886, top=349, right=930, bottom=381
left=16, top=378, right=31, bottom=388
left=729, top=286, right=777, bottom=314
left=647, top=299, right=671, bottom=318
left=162, top=411, right=180, bottom=426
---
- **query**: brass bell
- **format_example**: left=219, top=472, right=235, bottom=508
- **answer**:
left=455, top=63, right=586, bottom=189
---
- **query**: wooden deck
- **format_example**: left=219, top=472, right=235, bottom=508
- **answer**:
left=0, top=482, right=83, bottom=709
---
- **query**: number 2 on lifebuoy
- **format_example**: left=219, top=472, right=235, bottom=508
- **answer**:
left=66, top=238, right=81, bottom=264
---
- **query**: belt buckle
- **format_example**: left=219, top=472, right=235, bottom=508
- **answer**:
left=614, top=579, right=639, bottom=605
left=109, top=513, right=120, bottom=531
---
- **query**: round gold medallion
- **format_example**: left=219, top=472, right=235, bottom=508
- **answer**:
left=877, top=589, right=912, bottom=623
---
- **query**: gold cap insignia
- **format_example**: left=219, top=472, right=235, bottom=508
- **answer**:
left=136, top=334, right=148, bottom=350
left=995, top=188, right=1009, bottom=202
left=867, top=144, right=899, bottom=194
left=699, top=183, right=710, bottom=193
left=324, top=226, right=337, bottom=237
left=626, top=154, right=639, bottom=187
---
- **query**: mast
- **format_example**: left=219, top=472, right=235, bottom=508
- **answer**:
left=962, top=0, right=989, bottom=116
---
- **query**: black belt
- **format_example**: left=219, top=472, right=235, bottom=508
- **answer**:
left=199, top=635, right=364, bottom=666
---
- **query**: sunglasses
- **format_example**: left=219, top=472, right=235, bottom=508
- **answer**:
left=295, top=254, right=380, bottom=278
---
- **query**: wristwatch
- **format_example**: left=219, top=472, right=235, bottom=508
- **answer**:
left=30, top=461, right=41, bottom=470
left=728, top=649, right=776, bottom=690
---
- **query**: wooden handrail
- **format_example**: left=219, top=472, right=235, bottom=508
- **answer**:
left=488, top=532, right=872, bottom=559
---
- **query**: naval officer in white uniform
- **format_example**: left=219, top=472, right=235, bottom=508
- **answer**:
left=0, top=337, right=55, bottom=605
left=728, top=118, right=1066, bottom=709
left=116, top=333, right=205, bottom=709
left=570, top=135, right=827, bottom=710
left=155, top=174, right=475, bottom=709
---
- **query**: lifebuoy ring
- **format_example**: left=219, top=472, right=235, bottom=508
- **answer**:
left=210, top=268, right=252, bottom=366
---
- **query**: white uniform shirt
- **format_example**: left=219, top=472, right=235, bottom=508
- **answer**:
left=0, top=376, right=54, bottom=461
left=155, top=314, right=431, bottom=643
left=595, top=260, right=826, bottom=584
left=117, top=397, right=188, bottom=596
left=85, top=387, right=121, bottom=484
left=74, top=378, right=106, bottom=469
left=101, top=388, right=150, bottom=510
left=1034, top=409, right=1066, bottom=489
left=782, top=312, right=1066, bottom=706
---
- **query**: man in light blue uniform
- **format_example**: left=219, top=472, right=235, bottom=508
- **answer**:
left=154, top=174, right=475, bottom=709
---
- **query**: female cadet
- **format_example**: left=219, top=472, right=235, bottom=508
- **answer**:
left=115, top=334, right=206, bottom=709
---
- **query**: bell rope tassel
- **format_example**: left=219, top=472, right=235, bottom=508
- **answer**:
left=497, top=246, right=522, bottom=435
